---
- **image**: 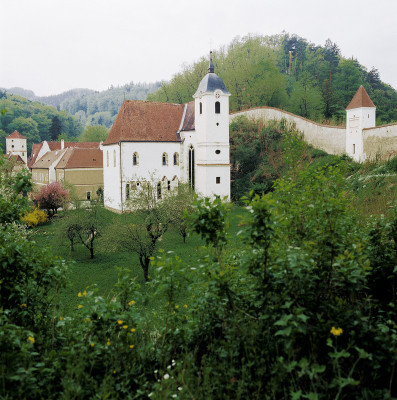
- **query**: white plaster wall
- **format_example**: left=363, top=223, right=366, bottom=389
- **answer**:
left=180, top=131, right=196, bottom=184
left=103, top=144, right=122, bottom=211
left=230, top=107, right=346, bottom=156
left=196, top=165, right=230, bottom=199
left=363, top=123, right=397, bottom=160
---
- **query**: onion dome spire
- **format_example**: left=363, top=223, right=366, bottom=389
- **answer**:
left=208, top=51, right=215, bottom=73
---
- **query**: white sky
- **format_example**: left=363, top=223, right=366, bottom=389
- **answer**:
left=1, top=0, right=396, bottom=96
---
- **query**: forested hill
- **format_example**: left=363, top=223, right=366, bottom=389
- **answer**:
left=0, top=92, right=83, bottom=153
left=147, top=33, right=397, bottom=125
left=2, top=82, right=161, bottom=129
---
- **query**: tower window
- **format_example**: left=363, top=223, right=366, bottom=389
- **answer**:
left=353, top=144, right=356, bottom=154
left=215, top=150, right=221, bottom=154
left=215, top=101, right=220, bottom=114
left=216, top=177, right=221, bottom=184
left=133, top=152, right=138, bottom=166
left=162, top=152, right=168, bottom=166
left=199, top=102, right=202, bottom=114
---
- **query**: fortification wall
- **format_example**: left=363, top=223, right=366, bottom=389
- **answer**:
left=363, top=123, right=397, bottom=161
left=230, top=107, right=346, bottom=156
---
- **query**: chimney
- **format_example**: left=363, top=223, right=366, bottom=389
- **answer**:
left=61, top=139, right=64, bottom=149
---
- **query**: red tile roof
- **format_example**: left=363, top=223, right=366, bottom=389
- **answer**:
left=48, top=141, right=100, bottom=151
left=180, top=101, right=195, bottom=131
left=6, top=131, right=26, bottom=139
left=4, top=154, right=25, bottom=163
left=346, top=86, right=375, bottom=110
left=103, top=100, right=185, bottom=145
left=56, top=148, right=103, bottom=169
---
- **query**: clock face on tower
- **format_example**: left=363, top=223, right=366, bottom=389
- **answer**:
left=215, top=93, right=220, bottom=98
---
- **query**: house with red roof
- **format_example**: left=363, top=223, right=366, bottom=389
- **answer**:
left=102, top=53, right=231, bottom=212
left=30, top=140, right=103, bottom=201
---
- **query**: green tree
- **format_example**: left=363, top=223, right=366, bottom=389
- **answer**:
left=79, top=125, right=109, bottom=142
left=50, top=116, right=62, bottom=140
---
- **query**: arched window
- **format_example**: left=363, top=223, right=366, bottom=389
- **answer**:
left=113, top=150, right=116, bottom=167
left=106, top=151, right=109, bottom=167
left=173, top=152, right=179, bottom=166
left=157, top=182, right=162, bottom=199
left=188, top=145, right=195, bottom=190
left=133, top=152, right=138, bottom=166
left=162, top=152, right=168, bottom=166
left=215, top=101, right=220, bottom=114
left=199, top=102, right=202, bottom=114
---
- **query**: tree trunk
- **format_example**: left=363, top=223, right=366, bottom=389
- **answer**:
left=139, top=256, right=150, bottom=282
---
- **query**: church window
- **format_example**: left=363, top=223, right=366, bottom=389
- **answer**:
left=215, top=149, right=221, bottom=154
left=216, top=177, right=221, bottom=184
left=215, top=101, right=220, bottom=114
left=173, top=152, right=179, bottom=166
left=162, top=153, right=168, bottom=166
left=126, top=184, right=130, bottom=199
left=113, top=150, right=116, bottom=167
left=107, top=151, right=109, bottom=167
left=167, top=180, right=171, bottom=191
left=133, top=152, right=138, bottom=166
left=188, top=145, right=195, bottom=190
left=157, top=182, right=162, bottom=199
left=353, top=144, right=356, bottom=154
left=200, top=102, right=202, bottom=114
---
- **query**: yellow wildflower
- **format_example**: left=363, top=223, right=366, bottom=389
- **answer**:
left=183, top=304, right=188, bottom=308
left=129, top=344, right=134, bottom=349
left=130, top=328, right=136, bottom=333
left=117, top=320, right=123, bottom=325
left=78, top=305, right=83, bottom=309
left=20, top=304, right=27, bottom=308
left=78, top=292, right=82, bottom=297
left=175, top=305, right=179, bottom=309
left=128, top=300, right=135, bottom=306
left=83, top=290, right=87, bottom=297
left=107, top=339, right=111, bottom=346
left=90, top=343, right=95, bottom=347
left=113, top=370, right=117, bottom=374
left=122, top=325, right=128, bottom=329
left=27, top=336, right=35, bottom=344
left=330, top=326, right=343, bottom=336
left=59, top=317, right=63, bottom=321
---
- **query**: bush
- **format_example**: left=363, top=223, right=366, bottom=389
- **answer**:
left=385, top=155, right=397, bottom=172
left=21, top=206, right=48, bottom=227
left=34, top=182, right=69, bottom=216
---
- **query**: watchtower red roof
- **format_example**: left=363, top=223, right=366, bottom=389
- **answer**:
left=103, top=100, right=185, bottom=145
left=6, top=131, right=26, bottom=139
left=346, top=86, right=376, bottom=110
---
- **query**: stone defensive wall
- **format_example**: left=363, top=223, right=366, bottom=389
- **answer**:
left=363, top=123, right=397, bottom=161
left=230, top=106, right=346, bottom=156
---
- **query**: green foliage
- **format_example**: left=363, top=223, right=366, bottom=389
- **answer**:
left=0, top=92, right=83, bottom=151
left=79, top=124, right=109, bottom=142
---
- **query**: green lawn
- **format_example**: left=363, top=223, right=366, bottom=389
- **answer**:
left=33, top=204, right=248, bottom=315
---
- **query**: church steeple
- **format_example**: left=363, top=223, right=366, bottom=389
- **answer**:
left=208, top=51, right=215, bottom=73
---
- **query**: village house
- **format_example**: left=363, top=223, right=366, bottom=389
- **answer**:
left=29, top=140, right=103, bottom=200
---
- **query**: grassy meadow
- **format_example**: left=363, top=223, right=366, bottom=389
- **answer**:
left=32, top=204, right=249, bottom=315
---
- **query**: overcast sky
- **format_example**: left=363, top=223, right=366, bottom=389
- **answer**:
left=1, top=0, right=396, bottom=96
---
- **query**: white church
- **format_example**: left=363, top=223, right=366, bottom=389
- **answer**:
left=102, top=54, right=231, bottom=212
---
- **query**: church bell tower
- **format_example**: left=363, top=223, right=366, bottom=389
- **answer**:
left=193, top=52, right=231, bottom=199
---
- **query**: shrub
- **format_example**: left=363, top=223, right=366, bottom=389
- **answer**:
left=21, top=206, right=48, bottom=227
left=34, top=182, right=69, bottom=216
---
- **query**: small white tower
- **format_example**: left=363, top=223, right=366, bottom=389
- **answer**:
left=346, top=86, right=376, bottom=162
left=193, top=52, right=231, bottom=199
left=6, top=131, right=28, bottom=164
